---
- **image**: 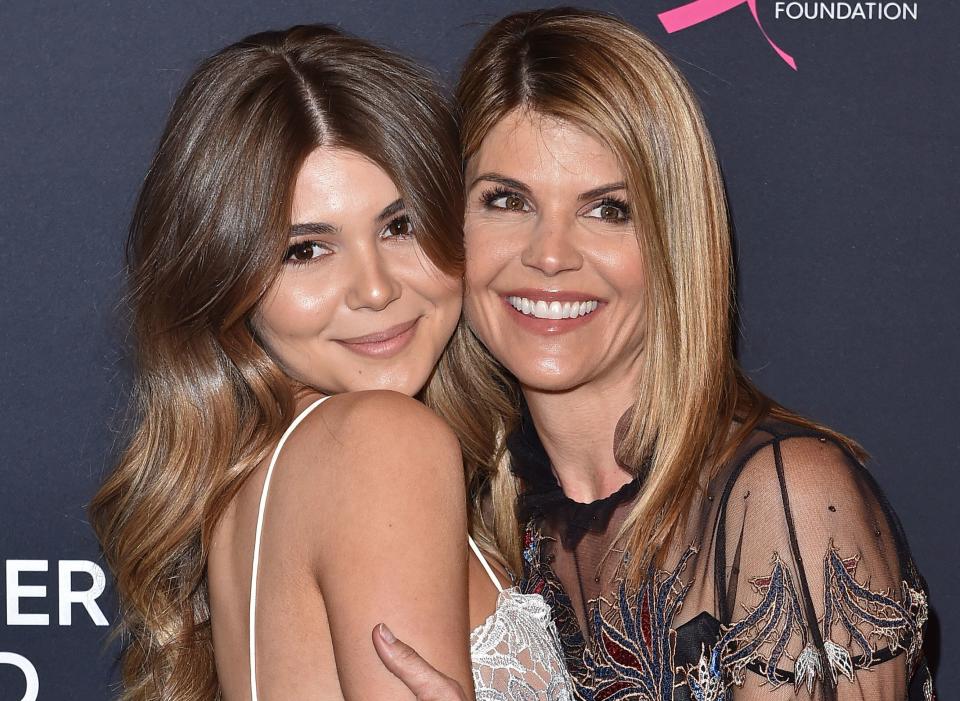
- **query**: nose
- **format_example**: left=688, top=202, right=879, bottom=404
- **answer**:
left=344, top=247, right=402, bottom=311
left=519, top=216, right=584, bottom=276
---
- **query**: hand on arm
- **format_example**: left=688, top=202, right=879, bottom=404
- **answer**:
left=373, top=623, right=470, bottom=701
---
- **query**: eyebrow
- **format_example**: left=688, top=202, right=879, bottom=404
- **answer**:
left=469, top=173, right=532, bottom=194
left=287, top=198, right=405, bottom=238
left=376, top=198, right=405, bottom=223
left=470, top=173, right=626, bottom=202
left=578, top=182, right=626, bottom=202
left=289, top=222, right=338, bottom=238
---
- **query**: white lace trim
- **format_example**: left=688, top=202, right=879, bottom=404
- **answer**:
left=470, top=588, right=574, bottom=700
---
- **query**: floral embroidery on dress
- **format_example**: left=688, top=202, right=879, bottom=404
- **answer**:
left=521, top=526, right=589, bottom=679
left=582, top=547, right=697, bottom=701
left=686, top=542, right=929, bottom=696
left=521, top=520, right=930, bottom=700
left=686, top=552, right=807, bottom=698
left=820, top=540, right=928, bottom=685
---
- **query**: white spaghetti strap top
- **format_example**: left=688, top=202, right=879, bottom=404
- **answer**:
left=249, top=395, right=330, bottom=701
left=468, top=536, right=504, bottom=593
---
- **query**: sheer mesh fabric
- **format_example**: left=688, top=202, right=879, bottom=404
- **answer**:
left=512, top=413, right=935, bottom=701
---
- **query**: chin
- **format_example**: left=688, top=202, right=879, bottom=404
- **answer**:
left=344, top=367, right=430, bottom=397
left=505, top=358, right=589, bottom=393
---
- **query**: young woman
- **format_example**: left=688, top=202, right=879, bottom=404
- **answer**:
left=377, top=9, right=934, bottom=701
left=90, top=25, right=571, bottom=701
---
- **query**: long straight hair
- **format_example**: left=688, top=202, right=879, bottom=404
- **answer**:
left=89, top=25, right=462, bottom=700
left=438, top=8, right=862, bottom=579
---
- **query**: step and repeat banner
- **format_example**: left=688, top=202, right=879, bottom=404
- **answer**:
left=1, top=1, right=956, bottom=698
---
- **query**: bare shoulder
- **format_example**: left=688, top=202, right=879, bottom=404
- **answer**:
left=309, top=390, right=458, bottom=448
left=283, top=391, right=461, bottom=476
left=272, top=392, right=467, bottom=589
left=267, top=391, right=465, bottom=532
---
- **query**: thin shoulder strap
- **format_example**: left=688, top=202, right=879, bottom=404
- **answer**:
left=250, top=395, right=331, bottom=701
left=468, top=535, right=504, bottom=593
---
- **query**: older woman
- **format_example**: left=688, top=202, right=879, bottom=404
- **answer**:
left=377, top=8, right=934, bottom=701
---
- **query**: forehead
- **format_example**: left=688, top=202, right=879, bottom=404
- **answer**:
left=469, top=109, right=621, bottom=187
left=291, top=147, right=399, bottom=224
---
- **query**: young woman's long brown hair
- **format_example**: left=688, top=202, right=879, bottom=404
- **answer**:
left=433, top=7, right=863, bottom=580
left=89, top=25, right=462, bottom=700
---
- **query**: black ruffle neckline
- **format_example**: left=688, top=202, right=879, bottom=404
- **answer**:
left=507, top=399, right=648, bottom=549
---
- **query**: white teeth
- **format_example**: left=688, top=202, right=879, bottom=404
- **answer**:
left=507, top=296, right=599, bottom=320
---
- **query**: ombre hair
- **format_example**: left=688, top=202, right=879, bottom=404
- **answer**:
left=437, top=7, right=861, bottom=580
left=90, top=25, right=462, bottom=700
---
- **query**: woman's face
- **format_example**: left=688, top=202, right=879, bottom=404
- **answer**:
left=256, top=147, right=462, bottom=396
left=464, top=109, right=647, bottom=393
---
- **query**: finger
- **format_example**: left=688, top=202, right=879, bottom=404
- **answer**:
left=372, top=624, right=468, bottom=701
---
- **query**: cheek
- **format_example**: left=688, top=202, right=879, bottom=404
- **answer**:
left=257, top=272, right=340, bottom=343
left=611, top=263, right=648, bottom=306
left=602, top=255, right=650, bottom=347
left=423, top=272, right=464, bottom=318
left=400, top=250, right=463, bottom=304
left=594, top=237, right=647, bottom=302
left=464, top=224, right=511, bottom=292
left=463, top=252, right=495, bottom=325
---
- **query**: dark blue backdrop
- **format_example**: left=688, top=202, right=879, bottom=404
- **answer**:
left=1, top=1, right=956, bottom=698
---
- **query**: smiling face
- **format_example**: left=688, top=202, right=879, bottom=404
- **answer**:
left=463, top=109, right=648, bottom=393
left=255, top=147, right=462, bottom=396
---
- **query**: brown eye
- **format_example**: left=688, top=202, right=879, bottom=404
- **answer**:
left=505, top=194, right=525, bottom=211
left=285, top=241, right=327, bottom=263
left=383, top=215, right=414, bottom=239
left=600, top=204, right=621, bottom=221
left=484, top=190, right=530, bottom=212
left=584, top=199, right=630, bottom=223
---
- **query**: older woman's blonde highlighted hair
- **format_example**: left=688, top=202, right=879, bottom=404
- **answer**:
left=440, top=7, right=861, bottom=581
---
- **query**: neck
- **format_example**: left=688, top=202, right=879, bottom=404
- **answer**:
left=292, top=385, right=327, bottom=413
left=522, top=368, right=640, bottom=504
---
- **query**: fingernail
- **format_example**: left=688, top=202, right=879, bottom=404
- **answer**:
left=378, top=623, right=397, bottom=644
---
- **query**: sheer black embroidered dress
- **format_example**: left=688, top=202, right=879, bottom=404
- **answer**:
left=509, top=408, right=935, bottom=701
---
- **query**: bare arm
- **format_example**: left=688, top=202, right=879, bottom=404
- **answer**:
left=290, top=391, right=473, bottom=700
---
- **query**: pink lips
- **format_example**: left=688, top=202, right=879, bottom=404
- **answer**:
left=335, top=318, right=420, bottom=357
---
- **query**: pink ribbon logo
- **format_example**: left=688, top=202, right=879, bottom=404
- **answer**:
left=658, top=0, right=797, bottom=70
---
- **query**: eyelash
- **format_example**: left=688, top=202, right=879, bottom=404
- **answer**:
left=381, top=214, right=415, bottom=240
left=480, top=186, right=520, bottom=208
left=479, top=187, right=631, bottom=222
left=284, top=215, right=415, bottom=268
left=593, top=197, right=631, bottom=222
left=285, top=240, right=330, bottom=267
